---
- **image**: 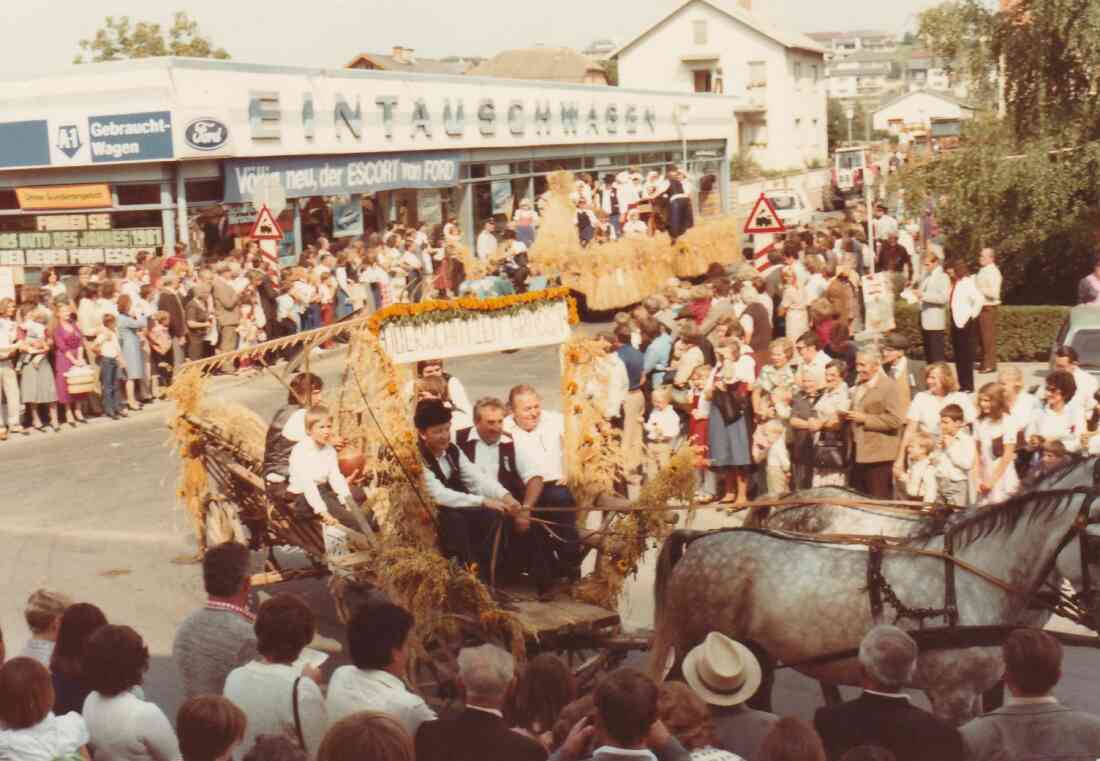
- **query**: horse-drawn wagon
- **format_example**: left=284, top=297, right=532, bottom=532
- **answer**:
left=168, top=288, right=695, bottom=699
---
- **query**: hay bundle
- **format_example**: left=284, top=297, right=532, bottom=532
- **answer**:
left=561, top=337, right=621, bottom=508
left=528, top=171, right=584, bottom=276
left=531, top=170, right=746, bottom=310
left=673, top=215, right=746, bottom=278
left=575, top=445, right=698, bottom=609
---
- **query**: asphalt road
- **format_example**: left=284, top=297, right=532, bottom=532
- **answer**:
left=2, top=343, right=1098, bottom=727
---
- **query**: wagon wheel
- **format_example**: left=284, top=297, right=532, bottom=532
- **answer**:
left=409, top=614, right=506, bottom=708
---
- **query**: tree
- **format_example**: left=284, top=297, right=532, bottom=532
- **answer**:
left=74, top=12, right=230, bottom=63
left=900, top=0, right=1100, bottom=305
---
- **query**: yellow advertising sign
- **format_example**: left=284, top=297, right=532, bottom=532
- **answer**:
left=16, top=184, right=112, bottom=210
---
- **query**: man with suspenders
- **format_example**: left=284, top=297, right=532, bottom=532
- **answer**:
left=455, top=398, right=557, bottom=598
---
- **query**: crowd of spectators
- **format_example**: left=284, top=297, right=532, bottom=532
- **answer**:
left=585, top=227, right=1096, bottom=507
left=3, top=556, right=1098, bottom=761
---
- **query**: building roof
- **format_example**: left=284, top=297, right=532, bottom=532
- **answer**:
left=807, top=29, right=896, bottom=42
left=610, top=0, right=826, bottom=60
left=873, top=89, right=977, bottom=114
left=345, top=51, right=473, bottom=75
left=466, top=47, right=606, bottom=83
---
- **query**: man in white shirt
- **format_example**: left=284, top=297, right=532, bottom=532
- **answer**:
left=793, top=331, right=830, bottom=374
left=975, top=247, right=1003, bottom=373
left=1053, top=345, right=1099, bottom=421
left=476, top=219, right=498, bottom=262
left=872, top=203, right=899, bottom=245
left=503, top=384, right=586, bottom=581
left=416, top=399, right=520, bottom=580
left=455, top=398, right=557, bottom=596
left=327, top=602, right=436, bottom=734
left=948, top=260, right=984, bottom=392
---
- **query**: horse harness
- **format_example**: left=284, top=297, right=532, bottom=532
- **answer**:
left=866, top=530, right=959, bottom=627
left=863, top=484, right=1100, bottom=630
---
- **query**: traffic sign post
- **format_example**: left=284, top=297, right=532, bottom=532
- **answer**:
left=744, top=193, right=786, bottom=272
left=249, top=204, right=284, bottom=265
left=743, top=193, right=786, bottom=235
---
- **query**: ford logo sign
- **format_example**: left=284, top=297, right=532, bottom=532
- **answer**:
left=184, top=118, right=229, bottom=151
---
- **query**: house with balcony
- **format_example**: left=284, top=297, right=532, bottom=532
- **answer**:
left=806, top=30, right=899, bottom=61
left=609, top=0, right=828, bottom=171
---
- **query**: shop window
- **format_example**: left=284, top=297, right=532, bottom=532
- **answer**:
left=0, top=190, right=17, bottom=210
left=115, top=183, right=161, bottom=206
left=185, top=178, right=223, bottom=204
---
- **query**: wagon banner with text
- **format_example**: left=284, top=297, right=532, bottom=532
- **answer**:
left=369, top=289, right=578, bottom=364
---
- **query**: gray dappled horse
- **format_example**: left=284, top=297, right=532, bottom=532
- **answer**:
left=651, top=461, right=1100, bottom=725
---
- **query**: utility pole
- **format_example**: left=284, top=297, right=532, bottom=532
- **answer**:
left=845, top=104, right=854, bottom=144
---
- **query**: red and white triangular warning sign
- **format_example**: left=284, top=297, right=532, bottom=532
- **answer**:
left=249, top=204, right=284, bottom=240
left=743, top=193, right=787, bottom=235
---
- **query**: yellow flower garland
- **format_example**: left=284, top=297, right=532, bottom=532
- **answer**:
left=367, top=288, right=579, bottom=335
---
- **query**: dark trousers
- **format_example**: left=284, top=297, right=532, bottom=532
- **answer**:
left=952, top=318, right=977, bottom=392
left=100, top=357, right=120, bottom=416
left=505, top=523, right=557, bottom=593
left=922, top=328, right=946, bottom=364
left=536, top=483, right=584, bottom=569
left=977, top=306, right=998, bottom=370
left=852, top=460, right=893, bottom=499
left=436, top=505, right=502, bottom=579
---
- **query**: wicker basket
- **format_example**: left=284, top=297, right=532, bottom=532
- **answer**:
left=64, top=366, right=97, bottom=395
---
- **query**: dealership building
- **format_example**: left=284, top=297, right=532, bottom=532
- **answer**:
left=0, top=57, right=741, bottom=286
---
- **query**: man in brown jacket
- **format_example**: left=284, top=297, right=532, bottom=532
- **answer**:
left=211, top=262, right=241, bottom=372
left=841, top=347, right=904, bottom=498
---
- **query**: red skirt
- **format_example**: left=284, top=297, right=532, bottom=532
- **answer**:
left=689, top=417, right=709, bottom=468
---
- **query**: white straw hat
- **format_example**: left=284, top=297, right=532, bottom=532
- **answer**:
left=682, top=632, right=763, bottom=707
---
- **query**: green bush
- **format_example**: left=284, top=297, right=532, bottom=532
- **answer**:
left=893, top=303, right=1068, bottom=362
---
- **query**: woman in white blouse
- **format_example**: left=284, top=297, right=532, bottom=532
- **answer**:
left=82, top=625, right=179, bottom=761
left=893, top=363, right=975, bottom=482
left=810, top=360, right=852, bottom=487
left=974, top=382, right=1020, bottom=503
left=224, top=594, right=327, bottom=760
left=1026, top=370, right=1085, bottom=462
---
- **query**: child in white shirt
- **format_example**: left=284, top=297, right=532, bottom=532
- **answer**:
left=288, top=406, right=361, bottom=555
left=756, top=419, right=790, bottom=497
left=903, top=432, right=938, bottom=502
left=934, top=404, right=975, bottom=507
left=644, top=387, right=681, bottom=479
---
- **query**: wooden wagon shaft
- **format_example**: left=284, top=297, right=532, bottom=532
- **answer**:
left=177, top=312, right=377, bottom=377
left=534, top=494, right=959, bottom=515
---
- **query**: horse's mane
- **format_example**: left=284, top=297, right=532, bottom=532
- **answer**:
left=936, top=456, right=1093, bottom=549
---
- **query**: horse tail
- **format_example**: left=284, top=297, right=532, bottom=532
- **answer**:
left=650, top=529, right=703, bottom=680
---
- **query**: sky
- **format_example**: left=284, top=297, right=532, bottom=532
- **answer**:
left=2, top=0, right=938, bottom=79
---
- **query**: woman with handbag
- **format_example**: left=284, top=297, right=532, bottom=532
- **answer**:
left=224, top=594, right=326, bottom=760
left=51, top=300, right=89, bottom=427
left=810, top=360, right=852, bottom=487
left=707, top=337, right=757, bottom=504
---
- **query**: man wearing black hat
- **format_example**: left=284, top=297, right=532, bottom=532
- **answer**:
left=415, top=399, right=521, bottom=579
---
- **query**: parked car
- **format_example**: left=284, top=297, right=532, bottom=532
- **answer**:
left=830, top=146, right=867, bottom=208
left=1050, top=306, right=1100, bottom=379
left=763, top=189, right=813, bottom=228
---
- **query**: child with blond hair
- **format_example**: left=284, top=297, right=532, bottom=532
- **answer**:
left=644, top=386, right=681, bottom=480
left=902, top=432, right=938, bottom=502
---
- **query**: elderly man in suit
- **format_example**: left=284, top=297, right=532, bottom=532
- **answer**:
left=915, top=251, right=950, bottom=363
left=211, top=261, right=241, bottom=373
left=840, top=347, right=904, bottom=499
left=961, top=628, right=1100, bottom=761
left=814, top=625, right=964, bottom=761
left=551, top=667, right=690, bottom=761
left=416, top=643, right=546, bottom=761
